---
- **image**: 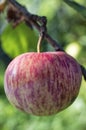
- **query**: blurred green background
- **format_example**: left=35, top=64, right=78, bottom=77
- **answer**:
left=0, top=0, right=86, bottom=130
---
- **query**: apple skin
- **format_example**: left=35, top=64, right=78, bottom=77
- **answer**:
left=4, top=51, right=82, bottom=116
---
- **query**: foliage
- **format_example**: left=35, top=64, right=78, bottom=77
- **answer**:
left=63, top=0, right=86, bottom=18
left=1, top=23, right=38, bottom=58
left=0, top=0, right=86, bottom=130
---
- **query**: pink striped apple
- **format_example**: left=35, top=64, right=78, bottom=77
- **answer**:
left=4, top=51, right=82, bottom=116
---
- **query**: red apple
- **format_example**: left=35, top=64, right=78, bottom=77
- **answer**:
left=4, top=51, right=82, bottom=116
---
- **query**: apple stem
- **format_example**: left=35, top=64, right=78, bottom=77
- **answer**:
left=37, top=18, right=47, bottom=53
left=37, top=27, right=45, bottom=52
left=37, top=34, right=43, bottom=53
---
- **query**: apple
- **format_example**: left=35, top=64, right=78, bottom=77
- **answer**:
left=4, top=51, right=82, bottom=116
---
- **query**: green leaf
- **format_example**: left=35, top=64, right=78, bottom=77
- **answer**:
left=1, top=23, right=38, bottom=58
left=63, top=0, right=86, bottom=19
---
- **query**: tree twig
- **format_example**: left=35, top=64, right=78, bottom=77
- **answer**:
left=63, top=0, right=86, bottom=19
left=7, top=0, right=63, bottom=51
left=80, top=65, right=86, bottom=81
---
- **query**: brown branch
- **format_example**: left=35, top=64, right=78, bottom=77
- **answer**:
left=80, top=65, right=86, bottom=81
left=6, top=0, right=86, bottom=81
left=7, top=0, right=63, bottom=51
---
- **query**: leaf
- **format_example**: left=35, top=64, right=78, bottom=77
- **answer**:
left=63, top=0, right=86, bottom=19
left=1, top=23, right=38, bottom=58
